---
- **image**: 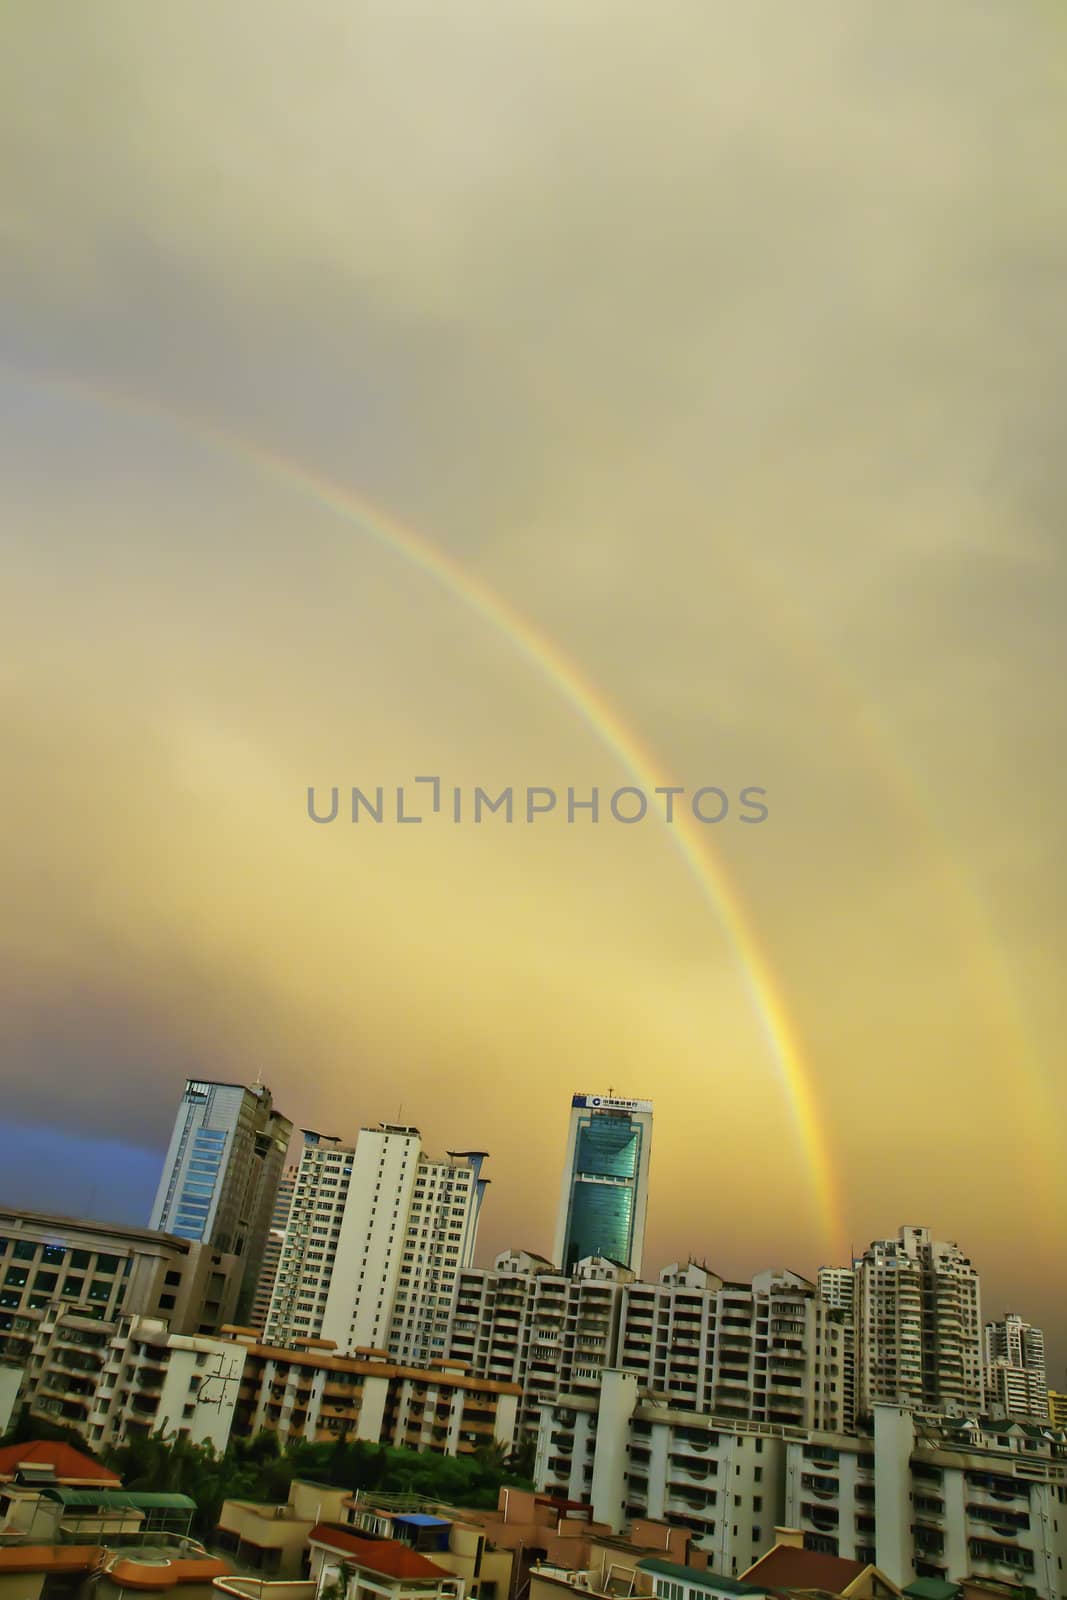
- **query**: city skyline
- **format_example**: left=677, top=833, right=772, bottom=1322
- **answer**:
left=3, top=2, right=1066, bottom=1399
left=0, top=1074, right=1060, bottom=1381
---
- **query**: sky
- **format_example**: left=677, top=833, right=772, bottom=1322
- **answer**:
left=1, top=2, right=1065, bottom=1376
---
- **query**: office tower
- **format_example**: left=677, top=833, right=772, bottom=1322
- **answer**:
left=853, top=1225, right=983, bottom=1417
left=250, top=1162, right=298, bottom=1331
left=984, top=1312, right=1049, bottom=1419
left=303, top=1123, right=488, bottom=1364
left=149, top=1078, right=293, bottom=1320
left=265, top=1131, right=355, bottom=1346
left=552, top=1093, right=652, bottom=1276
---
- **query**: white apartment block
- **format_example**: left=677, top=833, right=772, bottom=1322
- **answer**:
left=449, top=1256, right=846, bottom=1445
left=782, top=1404, right=1067, bottom=1600
left=985, top=1314, right=1049, bottom=1421
left=535, top=1368, right=801, bottom=1578
left=266, top=1133, right=355, bottom=1346
left=24, top=1308, right=244, bottom=1452
left=448, top=1251, right=634, bottom=1439
left=301, top=1124, right=488, bottom=1365
left=617, top=1268, right=846, bottom=1435
left=848, top=1227, right=983, bottom=1418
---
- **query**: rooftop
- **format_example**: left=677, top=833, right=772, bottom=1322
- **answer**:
left=638, top=1559, right=766, bottom=1595
left=308, top=1523, right=452, bottom=1582
left=742, top=1547, right=869, bottom=1595
left=0, top=1441, right=120, bottom=1486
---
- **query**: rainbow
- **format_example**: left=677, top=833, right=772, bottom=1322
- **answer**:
left=7, top=363, right=848, bottom=1257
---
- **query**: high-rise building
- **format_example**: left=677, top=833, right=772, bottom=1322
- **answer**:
left=1049, top=1389, right=1067, bottom=1429
left=149, top=1079, right=293, bottom=1320
left=984, top=1312, right=1048, bottom=1419
left=449, top=1253, right=845, bottom=1443
left=275, top=1123, right=488, bottom=1365
left=818, top=1264, right=858, bottom=1431
left=851, top=1226, right=983, bottom=1418
left=265, top=1131, right=355, bottom=1347
left=250, top=1161, right=298, bottom=1331
left=552, top=1094, right=652, bottom=1276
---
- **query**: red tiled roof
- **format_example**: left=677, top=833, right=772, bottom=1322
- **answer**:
left=308, top=1524, right=451, bottom=1581
left=743, top=1548, right=869, bottom=1595
left=0, top=1441, right=120, bottom=1485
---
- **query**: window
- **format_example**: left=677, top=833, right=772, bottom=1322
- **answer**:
left=34, top=1271, right=58, bottom=1292
left=4, top=1268, right=28, bottom=1288
left=70, top=1250, right=91, bottom=1270
left=12, top=1242, right=37, bottom=1262
left=88, top=1279, right=112, bottom=1302
left=63, top=1276, right=84, bottom=1297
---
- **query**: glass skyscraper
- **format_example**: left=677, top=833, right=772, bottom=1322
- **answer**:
left=553, top=1093, right=652, bottom=1275
left=150, top=1079, right=292, bottom=1319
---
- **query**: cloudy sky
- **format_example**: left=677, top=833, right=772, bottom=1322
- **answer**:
left=2, top=2, right=1065, bottom=1370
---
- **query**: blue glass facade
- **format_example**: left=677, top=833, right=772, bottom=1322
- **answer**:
left=560, top=1111, right=643, bottom=1272
left=171, top=1127, right=227, bottom=1239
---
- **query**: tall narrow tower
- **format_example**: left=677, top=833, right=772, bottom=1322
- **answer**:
left=552, top=1094, right=652, bottom=1276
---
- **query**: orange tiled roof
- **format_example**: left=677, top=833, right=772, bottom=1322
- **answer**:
left=0, top=1440, right=120, bottom=1485
left=308, top=1523, right=451, bottom=1580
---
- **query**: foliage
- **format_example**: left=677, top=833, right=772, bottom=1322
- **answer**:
left=92, top=1428, right=535, bottom=1539
left=0, top=1404, right=100, bottom=1454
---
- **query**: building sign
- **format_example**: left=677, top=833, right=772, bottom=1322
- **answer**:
left=572, top=1094, right=653, bottom=1113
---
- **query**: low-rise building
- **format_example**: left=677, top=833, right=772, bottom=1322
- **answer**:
left=307, top=1521, right=466, bottom=1600
left=217, top=1480, right=350, bottom=1577
left=228, top=1336, right=519, bottom=1457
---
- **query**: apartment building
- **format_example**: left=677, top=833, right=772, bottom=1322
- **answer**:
left=782, top=1405, right=1067, bottom=1600
left=250, top=1162, right=297, bottom=1331
left=535, top=1368, right=800, bottom=1578
left=265, top=1132, right=355, bottom=1346
left=850, top=1229, right=983, bottom=1419
left=617, top=1268, right=846, bottom=1435
left=21, top=1306, right=245, bottom=1449
left=448, top=1251, right=633, bottom=1439
left=1050, top=1392, right=1067, bottom=1431
left=984, top=1314, right=1049, bottom=1421
left=0, top=1207, right=242, bottom=1377
left=317, top=1125, right=489, bottom=1365
left=818, top=1267, right=859, bottom=1433
left=226, top=1336, right=519, bottom=1454
left=449, top=1257, right=845, bottom=1445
